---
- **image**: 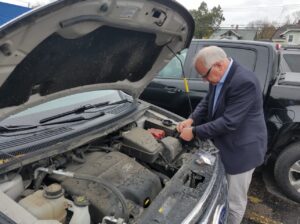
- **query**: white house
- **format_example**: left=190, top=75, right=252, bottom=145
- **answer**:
left=272, top=22, right=300, bottom=46
left=280, top=29, right=300, bottom=45
left=210, top=27, right=257, bottom=41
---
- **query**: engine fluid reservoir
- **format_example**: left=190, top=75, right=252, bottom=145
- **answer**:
left=19, top=183, right=68, bottom=223
left=0, top=174, right=24, bottom=200
left=69, top=196, right=91, bottom=224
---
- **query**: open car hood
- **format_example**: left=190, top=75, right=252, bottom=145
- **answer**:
left=0, top=0, right=194, bottom=121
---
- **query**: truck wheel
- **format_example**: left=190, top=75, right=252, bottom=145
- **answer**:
left=274, top=142, right=300, bottom=203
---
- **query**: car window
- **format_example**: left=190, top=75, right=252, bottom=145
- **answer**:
left=282, top=54, right=300, bottom=72
left=189, top=45, right=257, bottom=79
left=157, top=49, right=187, bottom=79
left=222, top=47, right=256, bottom=72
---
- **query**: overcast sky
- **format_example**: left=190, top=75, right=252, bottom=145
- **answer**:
left=2, top=0, right=300, bottom=26
left=176, top=0, right=300, bottom=26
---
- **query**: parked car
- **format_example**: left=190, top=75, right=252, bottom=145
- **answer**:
left=141, top=39, right=300, bottom=203
left=0, top=1, right=228, bottom=224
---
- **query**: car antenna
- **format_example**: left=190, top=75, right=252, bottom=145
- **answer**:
left=166, top=45, right=193, bottom=115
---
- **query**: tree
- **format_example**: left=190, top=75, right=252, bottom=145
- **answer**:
left=285, top=11, right=300, bottom=24
left=247, top=20, right=277, bottom=40
left=189, top=2, right=225, bottom=39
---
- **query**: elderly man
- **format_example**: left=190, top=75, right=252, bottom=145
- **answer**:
left=177, top=46, right=267, bottom=224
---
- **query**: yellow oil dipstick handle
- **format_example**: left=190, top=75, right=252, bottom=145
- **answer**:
left=183, top=77, right=189, bottom=93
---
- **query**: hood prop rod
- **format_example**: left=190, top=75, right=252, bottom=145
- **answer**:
left=166, top=45, right=193, bottom=115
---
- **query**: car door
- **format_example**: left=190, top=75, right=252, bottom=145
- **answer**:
left=141, top=40, right=271, bottom=118
left=140, top=43, right=199, bottom=118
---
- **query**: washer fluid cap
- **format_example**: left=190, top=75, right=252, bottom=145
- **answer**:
left=44, top=183, right=64, bottom=199
left=74, top=195, right=89, bottom=207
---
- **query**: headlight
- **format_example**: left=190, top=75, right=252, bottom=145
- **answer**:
left=212, top=203, right=227, bottom=224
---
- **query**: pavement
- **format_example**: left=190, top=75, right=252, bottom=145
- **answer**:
left=241, top=171, right=300, bottom=224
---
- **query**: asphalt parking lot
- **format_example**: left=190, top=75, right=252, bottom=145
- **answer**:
left=241, top=171, right=300, bottom=224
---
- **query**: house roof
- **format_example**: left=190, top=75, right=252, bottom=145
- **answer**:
left=220, top=30, right=241, bottom=38
left=210, top=28, right=257, bottom=40
left=272, top=24, right=300, bottom=40
left=280, top=29, right=300, bottom=36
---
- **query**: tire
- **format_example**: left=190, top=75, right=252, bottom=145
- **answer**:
left=274, top=142, right=300, bottom=203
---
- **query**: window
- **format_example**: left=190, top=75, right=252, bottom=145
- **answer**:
left=288, top=35, right=293, bottom=42
left=283, top=54, right=300, bottom=72
left=157, top=49, right=187, bottom=78
left=222, top=47, right=256, bottom=72
left=188, top=46, right=257, bottom=80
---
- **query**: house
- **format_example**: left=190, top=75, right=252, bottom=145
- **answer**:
left=0, top=2, right=31, bottom=25
left=209, top=27, right=258, bottom=41
left=272, top=22, right=300, bottom=46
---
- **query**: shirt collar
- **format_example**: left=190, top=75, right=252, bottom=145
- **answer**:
left=219, top=58, right=233, bottom=84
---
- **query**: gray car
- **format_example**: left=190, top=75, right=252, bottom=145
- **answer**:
left=0, top=1, right=227, bottom=224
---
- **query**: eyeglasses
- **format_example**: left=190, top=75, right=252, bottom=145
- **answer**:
left=200, top=66, right=213, bottom=79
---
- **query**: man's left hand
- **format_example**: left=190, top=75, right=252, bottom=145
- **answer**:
left=179, top=127, right=194, bottom=141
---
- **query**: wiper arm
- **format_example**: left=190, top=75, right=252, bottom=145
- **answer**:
left=40, top=99, right=129, bottom=124
left=44, top=111, right=105, bottom=125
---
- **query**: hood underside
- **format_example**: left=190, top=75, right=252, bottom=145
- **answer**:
left=0, top=0, right=194, bottom=120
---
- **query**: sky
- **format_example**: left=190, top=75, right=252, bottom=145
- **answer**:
left=176, top=0, right=300, bottom=26
left=2, top=0, right=300, bottom=26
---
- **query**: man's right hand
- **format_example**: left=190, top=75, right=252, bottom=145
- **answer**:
left=177, top=118, right=194, bottom=133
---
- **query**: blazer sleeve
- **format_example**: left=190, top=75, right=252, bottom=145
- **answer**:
left=189, top=92, right=209, bottom=125
left=194, top=81, right=256, bottom=138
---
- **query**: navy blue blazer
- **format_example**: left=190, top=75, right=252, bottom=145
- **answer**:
left=190, top=61, right=267, bottom=174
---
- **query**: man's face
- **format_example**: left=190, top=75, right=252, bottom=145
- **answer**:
left=195, top=59, right=224, bottom=85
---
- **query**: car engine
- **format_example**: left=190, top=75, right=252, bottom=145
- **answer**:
left=0, top=110, right=204, bottom=224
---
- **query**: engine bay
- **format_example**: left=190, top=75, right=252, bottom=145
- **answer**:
left=0, top=109, right=217, bottom=224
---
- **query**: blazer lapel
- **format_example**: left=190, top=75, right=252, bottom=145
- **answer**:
left=208, top=84, right=216, bottom=120
left=212, top=61, right=237, bottom=118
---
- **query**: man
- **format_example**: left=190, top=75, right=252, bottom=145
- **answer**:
left=177, top=46, right=267, bottom=224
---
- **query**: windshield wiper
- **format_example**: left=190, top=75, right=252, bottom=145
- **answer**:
left=43, top=111, right=105, bottom=125
left=0, top=112, right=106, bottom=134
left=39, top=99, right=129, bottom=124
left=0, top=99, right=130, bottom=134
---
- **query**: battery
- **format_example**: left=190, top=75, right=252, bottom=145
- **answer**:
left=147, top=128, right=165, bottom=140
left=144, top=118, right=176, bottom=136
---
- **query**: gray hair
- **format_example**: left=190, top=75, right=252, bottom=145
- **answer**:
left=193, top=46, right=227, bottom=68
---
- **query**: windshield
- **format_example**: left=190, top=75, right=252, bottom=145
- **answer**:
left=2, top=90, right=131, bottom=125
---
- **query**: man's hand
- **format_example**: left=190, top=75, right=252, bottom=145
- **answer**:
left=177, top=118, right=194, bottom=133
left=179, top=127, right=194, bottom=141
